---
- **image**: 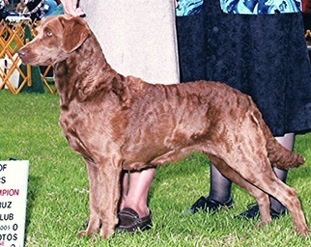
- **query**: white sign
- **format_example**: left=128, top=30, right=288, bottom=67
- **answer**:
left=0, top=160, right=29, bottom=247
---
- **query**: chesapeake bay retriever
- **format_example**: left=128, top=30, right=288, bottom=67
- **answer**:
left=18, top=15, right=309, bottom=238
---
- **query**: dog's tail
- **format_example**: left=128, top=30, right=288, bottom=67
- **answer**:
left=266, top=138, right=305, bottom=169
left=249, top=100, right=305, bottom=169
left=259, top=113, right=305, bottom=169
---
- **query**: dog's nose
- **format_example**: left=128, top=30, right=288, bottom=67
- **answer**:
left=18, top=49, right=26, bottom=58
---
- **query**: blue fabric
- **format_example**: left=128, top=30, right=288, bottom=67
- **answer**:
left=176, top=0, right=311, bottom=135
left=176, top=0, right=204, bottom=16
left=43, top=0, right=58, bottom=16
left=50, top=4, right=64, bottom=16
left=220, top=0, right=301, bottom=14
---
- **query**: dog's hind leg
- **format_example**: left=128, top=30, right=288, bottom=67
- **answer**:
left=223, top=151, right=309, bottom=236
left=248, top=169, right=309, bottom=236
left=208, top=155, right=272, bottom=226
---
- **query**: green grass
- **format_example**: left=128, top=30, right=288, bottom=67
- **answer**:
left=1, top=90, right=311, bottom=247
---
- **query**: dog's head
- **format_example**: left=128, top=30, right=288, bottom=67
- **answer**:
left=18, top=15, right=91, bottom=66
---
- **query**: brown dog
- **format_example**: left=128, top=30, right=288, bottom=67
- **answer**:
left=18, top=15, right=309, bottom=238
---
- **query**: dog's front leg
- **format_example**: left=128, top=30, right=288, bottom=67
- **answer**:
left=78, top=160, right=101, bottom=238
left=78, top=159, right=121, bottom=239
left=98, top=165, right=121, bottom=238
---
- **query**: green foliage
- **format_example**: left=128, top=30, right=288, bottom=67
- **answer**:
left=1, top=91, right=310, bottom=246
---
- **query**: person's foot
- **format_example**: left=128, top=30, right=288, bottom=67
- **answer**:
left=235, top=204, right=287, bottom=219
left=117, top=207, right=152, bottom=232
left=185, top=196, right=233, bottom=214
left=82, top=208, right=152, bottom=233
left=82, top=220, right=89, bottom=230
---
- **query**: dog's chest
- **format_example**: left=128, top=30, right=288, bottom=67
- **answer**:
left=59, top=107, right=115, bottom=160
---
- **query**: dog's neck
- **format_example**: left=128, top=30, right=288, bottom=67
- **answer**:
left=54, top=34, right=124, bottom=107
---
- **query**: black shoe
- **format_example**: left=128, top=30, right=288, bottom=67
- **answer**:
left=83, top=208, right=152, bottom=233
left=235, top=204, right=287, bottom=219
left=117, top=208, right=152, bottom=233
left=185, top=196, right=233, bottom=214
left=82, top=220, right=89, bottom=229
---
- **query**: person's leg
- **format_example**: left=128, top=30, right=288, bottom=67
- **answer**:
left=119, top=170, right=129, bottom=209
left=120, top=168, right=156, bottom=217
left=209, top=164, right=233, bottom=202
left=117, top=167, right=156, bottom=232
left=189, top=164, right=233, bottom=213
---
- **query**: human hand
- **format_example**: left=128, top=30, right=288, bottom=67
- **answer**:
left=60, top=0, right=85, bottom=16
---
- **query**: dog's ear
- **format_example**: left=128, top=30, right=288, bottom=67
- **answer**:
left=59, top=15, right=91, bottom=53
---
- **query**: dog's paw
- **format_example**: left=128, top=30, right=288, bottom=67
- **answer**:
left=255, top=220, right=270, bottom=228
left=77, top=227, right=100, bottom=237
left=100, top=227, right=115, bottom=239
left=77, top=230, right=88, bottom=238
left=77, top=230, right=101, bottom=242
left=296, top=226, right=310, bottom=237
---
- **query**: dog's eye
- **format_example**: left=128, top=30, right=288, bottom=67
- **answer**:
left=45, top=30, right=53, bottom=37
